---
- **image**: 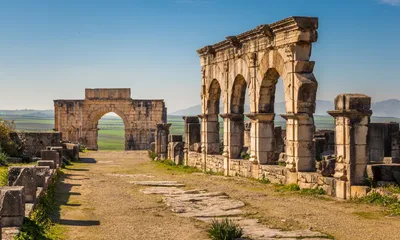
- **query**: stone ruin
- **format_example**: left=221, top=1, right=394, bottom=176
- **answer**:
left=54, top=88, right=167, bottom=150
left=0, top=142, right=79, bottom=239
left=153, top=16, right=400, bottom=200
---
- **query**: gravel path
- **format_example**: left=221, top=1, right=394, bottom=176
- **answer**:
left=55, top=151, right=400, bottom=240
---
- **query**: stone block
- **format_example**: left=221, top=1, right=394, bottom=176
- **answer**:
left=38, top=160, right=56, bottom=169
left=41, top=150, right=60, bottom=167
left=335, top=180, right=347, bottom=199
left=0, top=186, right=25, bottom=227
left=350, top=186, right=370, bottom=199
left=36, top=166, right=51, bottom=188
left=334, top=94, right=371, bottom=113
left=8, top=166, right=37, bottom=203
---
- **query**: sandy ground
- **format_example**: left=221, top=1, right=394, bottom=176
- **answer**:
left=55, top=151, right=400, bottom=240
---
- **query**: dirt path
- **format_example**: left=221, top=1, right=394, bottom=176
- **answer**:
left=55, top=151, right=400, bottom=240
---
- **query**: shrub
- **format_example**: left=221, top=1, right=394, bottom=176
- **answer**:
left=240, top=152, right=250, bottom=160
left=0, top=119, right=17, bottom=156
left=0, top=151, right=8, bottom=166
left=148, top=150, right=157, bottom=160
left=260, top=175, right=271, bottom=184
left=208, top=218, right=243, bottom=240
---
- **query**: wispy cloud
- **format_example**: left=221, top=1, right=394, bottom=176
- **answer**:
left=379, top=0, right=400, bottom=6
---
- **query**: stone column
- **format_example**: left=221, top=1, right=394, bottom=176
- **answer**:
left=155, top=123, right=171, bottom=160
left=183, top=116, right=201, bottom=162
left=281, top=113, right=315, bottom=172
left=246, top=113, right=276, bottom=164
left=328, top=94, right=372, bottom=199
left=199, top=114, right=220, bottom=154
left=391, top=125, right=400, bottom=163
left=220, top=114, right=244, bottom=175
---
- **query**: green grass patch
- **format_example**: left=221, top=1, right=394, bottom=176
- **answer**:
left=207, top=218, right=243, bottom=240
left=299, top=188, right=326, bottom=196
left=274, top=183, right=300, bottom=192
left=0, top=167, right=8, bottom=186
left=152, top=159, right=201, bottom=174
left=354, top=192, right=400, bottom=216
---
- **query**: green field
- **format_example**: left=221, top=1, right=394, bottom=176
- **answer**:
left=1, top=114, right=399, bottom=151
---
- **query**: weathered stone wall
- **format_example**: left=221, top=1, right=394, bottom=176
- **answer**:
left=9, top=132, right=62, bottom=157
left=54, top=88, right=167, bottom=150
left=187, top=151, right=203, bottom=169
left=368, top=122, right=400, bottom=163
left=205, top=154, right=224, bottom=173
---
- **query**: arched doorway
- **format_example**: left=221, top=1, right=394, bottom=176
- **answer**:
left=97, top=112, right=125, bottom=150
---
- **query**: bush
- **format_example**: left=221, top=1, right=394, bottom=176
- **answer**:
left=0, top=151, right=8, bottom=166
left=208, top=218, right=243, bottom=240
left=0, top=119, right=17, bottom=156
left=240, top=152, right=250, bottom=160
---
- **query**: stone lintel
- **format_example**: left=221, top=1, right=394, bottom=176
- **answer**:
left=219, top=113, right=244, bottom=121
left=327, top=110, right=372, bottom=118
left=183, top=116, right=200, bottom=124
left=245, top=113, right=275, bottom=122
left=280, top=113, right=311, bottom=121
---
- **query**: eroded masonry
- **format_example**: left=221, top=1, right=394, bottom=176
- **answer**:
left=155, top=16, right=400, bottom=200
left=54, top=88, right=167, bottom=150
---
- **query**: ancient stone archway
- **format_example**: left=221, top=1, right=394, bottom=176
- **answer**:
left=198, top=16, right=318, bottom=172
left=54, top=88, right=167, bottom=150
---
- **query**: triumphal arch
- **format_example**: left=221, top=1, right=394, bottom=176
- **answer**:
left=197, top=16, right=318, bottom=172
left=54, top=88, right=167, bottom=150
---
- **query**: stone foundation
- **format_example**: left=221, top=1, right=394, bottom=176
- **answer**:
left=9, top=132, right=62, bottom=157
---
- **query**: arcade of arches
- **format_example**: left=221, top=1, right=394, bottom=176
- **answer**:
left=54, top=88, right=167, bottom=150
left=198, top=16, right=318, bottom=173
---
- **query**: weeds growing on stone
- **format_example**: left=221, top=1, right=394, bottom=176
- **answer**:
left=299, top=188, right=326, bottom=196
left=207, top=218, right=243, bottom=240
left=148, top=150, right=157, bottom=160
left=0, top=168, right=8, bottom=186
left=260, top=175, right=271, bottom=184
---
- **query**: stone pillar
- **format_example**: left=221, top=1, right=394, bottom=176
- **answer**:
left=281, top=113, right=315, bottom=172
left=392, top=129, right=400, bottom=163
left=328, top=94, right=372, bottom=199
left=155, top=123, right=171, bottom=160
left=246, top=113, right=276, bottom=164
left=220, top=114, right=244, bottom=175
left=182, top=116, right=201, bottom=162
left=243, top=121, right=251, bottom=150
left=199, top=114, right=220, bottom=154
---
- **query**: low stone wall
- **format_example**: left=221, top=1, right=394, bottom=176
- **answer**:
left=0, top=146, right=61, bottom=239
left=9, top=132, right=62, bottom=157
left=229, top=160, right=286, bottom=184
left=205, top=154, right=224, bottom=173
left=187, top=151, right=202, bottom=169
left=297, top=172, right=336, bottom=196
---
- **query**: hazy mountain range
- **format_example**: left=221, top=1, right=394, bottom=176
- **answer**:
left=170, top=99, right=400, bottom=118
left=0, top=99, right=399, bottom=118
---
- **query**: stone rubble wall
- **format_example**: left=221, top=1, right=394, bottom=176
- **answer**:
left=9, top=132, right=62, bottom=157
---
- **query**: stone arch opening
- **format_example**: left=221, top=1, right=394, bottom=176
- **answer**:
left=88, top=110, right=128, bottom=151
left=97, top=113, right=126, bottom=151
left=207, top=79, right=223, bottom=154
left=231, top=75, right=247, bottom=114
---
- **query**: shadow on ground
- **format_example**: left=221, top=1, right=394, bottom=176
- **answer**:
left=51, top=159, right=101, bottom=227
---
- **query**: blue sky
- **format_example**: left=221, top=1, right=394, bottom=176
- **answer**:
left=0, top=0, right=399, bottom=113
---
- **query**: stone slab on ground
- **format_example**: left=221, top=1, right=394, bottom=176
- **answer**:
left=131, top=181, right=185, bottom=187
left=141, top=187, right=205, bottom=195
left=108, top=173, right=154, bottom=178
left=163, top=191, right=245, bottom=218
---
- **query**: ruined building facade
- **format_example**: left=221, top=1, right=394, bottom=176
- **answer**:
left=54, top=88, right=167, bottom=150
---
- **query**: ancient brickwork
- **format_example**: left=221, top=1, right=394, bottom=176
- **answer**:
left=197, top=16, right=319, bottom=173
left=54, top=88, right=167, bottom=150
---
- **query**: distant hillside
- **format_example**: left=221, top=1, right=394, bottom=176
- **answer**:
left=372, top=99, right=400, bottom=118
left=0, top=109, right=54, bottom=117
left=170, top=100, right=334, bottom=116
left=170, top=99, right=400, bottom=118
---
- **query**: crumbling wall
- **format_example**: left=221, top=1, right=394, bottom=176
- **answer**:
left=9, top=132, right=62, bottom=157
